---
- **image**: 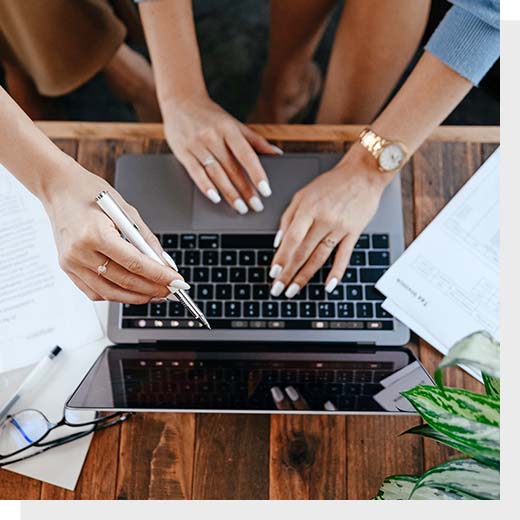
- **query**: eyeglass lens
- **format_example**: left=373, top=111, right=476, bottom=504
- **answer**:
left=0, top=410, right=50, bottom=455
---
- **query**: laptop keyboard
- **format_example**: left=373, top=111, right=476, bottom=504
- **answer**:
left=121, top=233, right=393, bottom=330
left=121, top=358, right=393, bottom=410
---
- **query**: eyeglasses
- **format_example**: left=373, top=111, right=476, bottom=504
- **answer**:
left=0, top=407, right=133, bottom=467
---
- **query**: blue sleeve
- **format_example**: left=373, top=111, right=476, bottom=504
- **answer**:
left=425, top=0, right=500, bottom=85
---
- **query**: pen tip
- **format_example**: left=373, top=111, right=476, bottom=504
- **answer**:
left=200, top=316, right=211, bottom=330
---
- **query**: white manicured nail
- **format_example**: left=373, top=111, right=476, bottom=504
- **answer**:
left=285, top=386, right=299, bottom=401
left=258, top=180, right=272, bottom=197
left=324, top=400, right=337, bottom=411
left=206, top=188, right=221, bottom=204
left=249, top=196, right=264, bottom=212
left=270, top=386, right=284, bottom=403
left=285, top=282, right=300, bottom=299
left=269, top=264, right=283, bottom=279
left=162, top=251, right=178, bottom=271
left=270, top=280, right=285, bottom=297
left=273, top=229, right=283, bottom=248
left=169, top=279, right=191, bottom=291
left=150, top=297, right=168, bottom=303
left=271, top=145, right=284, bottom=155
left=233, top=198, right=248, bottom=215
left=325, top=277, right=338, bottom=293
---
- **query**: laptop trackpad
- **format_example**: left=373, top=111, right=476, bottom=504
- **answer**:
left=192, top=156, right=321, bottom=230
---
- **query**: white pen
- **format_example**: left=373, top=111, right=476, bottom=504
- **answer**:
left=95, top=190, right=211, bottom=329
left=0, top=346, right=62, bottom=422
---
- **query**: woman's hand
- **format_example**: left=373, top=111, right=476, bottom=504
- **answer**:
left=163, top=96, right=283, bottom=214
left=42, top=162, right=188, bottom=303
left=269, top=150, right=389, bottom=298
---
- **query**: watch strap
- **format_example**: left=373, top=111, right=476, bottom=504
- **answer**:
left=359, top=128, right=388, bottom=159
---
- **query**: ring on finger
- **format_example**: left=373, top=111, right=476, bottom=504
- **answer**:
left=321, top=236, right=337, bottom=249
left=97, top=258, right=110, bottom=276
left=202, top=156, right=216, bottom=168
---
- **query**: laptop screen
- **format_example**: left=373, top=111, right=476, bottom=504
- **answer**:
left=67, top=343, right=433, bottom=414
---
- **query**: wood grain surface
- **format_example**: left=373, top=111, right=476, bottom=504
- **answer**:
left=0, top=124, right=498, bottom=500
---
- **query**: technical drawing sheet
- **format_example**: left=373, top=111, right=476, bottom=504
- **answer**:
left=376, top=148, right=499, bottom=377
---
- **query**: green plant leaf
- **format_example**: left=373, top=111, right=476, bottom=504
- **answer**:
left=436, top=331, right=500, bottom=387
left=402, top=386, right=500, bottom=464
left=375, top=475, right=476, bottom=500
left=404, top=424, right=499, bottom=469
left=483, top=373, right=500, bottom=398
left=412, top=459, right=500, bottom=500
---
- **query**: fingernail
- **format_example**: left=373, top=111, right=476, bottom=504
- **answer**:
left=285, top=282, right=300, bottom=299
left=150, top=297, right=168, bottom=303
left=271, top=145, right=284, bottom=155
left=233, top=198, right=248, bottom=215
left=162, top=251, right=178, bottom=271
left=325, top=277, right=338, bottom=293
left=270, top=386, right=284, bottom=403
left=270, top=280, right=285, bottom=297
left=258, top=180, right=272, bottom=197
left=206, top=188, right=221, bottom=204
left=285, top=386, right=299, bottom=401
left=249, top=195, right=264, bottom=212
left=324, top=400, right=338, bottom=411
left=269, top=264, right=283, bottom=279
left=273, top=229, right=283, bottom=248
left=169, top=279, right=191, bottom=291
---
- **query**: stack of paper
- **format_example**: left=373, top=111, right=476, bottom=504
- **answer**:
left=376, top=149, right=500, bottom=380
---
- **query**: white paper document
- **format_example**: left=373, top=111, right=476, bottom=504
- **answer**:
left=0, top=165, right=103, bottom=372
left=376, top=149, right=499, bottom=379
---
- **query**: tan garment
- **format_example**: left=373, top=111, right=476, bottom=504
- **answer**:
left=0, top=0, right=142, bottom=96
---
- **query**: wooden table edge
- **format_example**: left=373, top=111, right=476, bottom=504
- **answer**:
left=37, top=122, right=499, bottom=143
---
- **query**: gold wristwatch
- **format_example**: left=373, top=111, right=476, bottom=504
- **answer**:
left=359, top=128, right=408, bottom=173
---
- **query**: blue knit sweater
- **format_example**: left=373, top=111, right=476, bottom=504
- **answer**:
left=425, top=0, right=500, bottom=84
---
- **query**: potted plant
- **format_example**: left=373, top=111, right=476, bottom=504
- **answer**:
left=375, top=331, right=500, bottom=500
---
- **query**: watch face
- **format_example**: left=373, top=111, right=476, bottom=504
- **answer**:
left=379, top=143, right=406, bottom=171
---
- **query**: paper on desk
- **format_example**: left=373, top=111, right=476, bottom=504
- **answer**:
left=0, top=165, right=103, bottom=372
left=376, top=149, right=499, bottom=381
left=0, top=302, right=111, bottom=491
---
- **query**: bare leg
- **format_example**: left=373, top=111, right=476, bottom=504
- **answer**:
left=317, top=0, right=431, bottom=124
left=250, top=0, right=337, bottom=123
left=103, top=43, right=162, bottom=122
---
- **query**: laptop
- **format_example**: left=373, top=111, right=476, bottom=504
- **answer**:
left=67, top=153, right=432, bottom=414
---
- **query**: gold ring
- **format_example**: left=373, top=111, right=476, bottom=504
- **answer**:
left=322, top=237, right=337, bottom=248
left=97, top=259, right=110, bottom=276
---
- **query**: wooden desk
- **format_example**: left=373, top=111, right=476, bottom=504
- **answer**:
left=0, top=124, right=499, bottom=500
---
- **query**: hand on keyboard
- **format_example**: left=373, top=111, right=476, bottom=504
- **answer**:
left=269, top=153, right=389, bottom=299
left=162, top=96, right=282, bottom=214
left=270, top=386, right=337, bottom=411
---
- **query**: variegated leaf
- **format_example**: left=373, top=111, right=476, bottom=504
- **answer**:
left=412, top=459, right=500, bottom=500
left=404, top=424, right=499, bottom=469
left=483, top=373, right=500, bottom=398
left=436, top=331, right=500, bottom=387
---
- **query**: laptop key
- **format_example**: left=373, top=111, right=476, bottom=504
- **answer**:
left=123, top=303, right=148, bottom=316
left=197, top=285, right=214, bottom=299
left=300, top=302, right=316, bottom=318
left=356, top=302, right=374, bottom=318
left=346, top=285, right=362, bottom=300
left=151, top=303, right=167, bottom=317
left=253, top=284, right=270, bottom=300
left=248, top=267, right=265, bottom=283
left=337, top=302, right=354, bottom=318
left=281, top=301, right=297, bottom=318
left=318, top=302, right=335, bottom=318
left=234, top=285, right=251, bottom=300
left=162, top=234, right=178, bottom=249
left=257, top=250, right=273, bottom=265
left=375, top=303, right=391, bottom=318
left=168, top=301, right=185, bottom=317
left=244, top=301, right=260, bottom=317
left=211, top=267, right=228, bottom=283
left=206, top=302, right=222, bottom=317
left=198, top=234, right=219, bottom=249
left=193, top=267, right=210, bottom=282
left=225, top=302, right=241, bottom=317
left=326, top=285, right=344, bottom=300
left=230, top=267, right=246, bottom=283
left=350, top=251, right=366, bottom=266
left=342, top=268, right=357, bottom=283
left=222, top=234, right=274, bottom=249
left=203, top=250, right=219, bottom=265
left=181, top=234, right=197, bottom=249
left=365, top=285, right=384, bottom=300
left=354, top=234, right=369, bottom=249
left=369, top=251, right=390, bottom=266
left=262, top=301, right=279, bottom=318
left=360, top=268, right=386, bottom=283
left=239, top=251, right=255, bottom=265
left=216, top=284, right=232, bottom=299
left=184, top=250, right=200, bottom=265
left=308, top=284, right=324, bottom=300
left=372, top=234, right=389, bottom=249
left=221, top=251, right=237, bottom=265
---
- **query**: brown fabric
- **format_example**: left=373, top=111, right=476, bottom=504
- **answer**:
left=0, top=0, right=141, bottom=97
